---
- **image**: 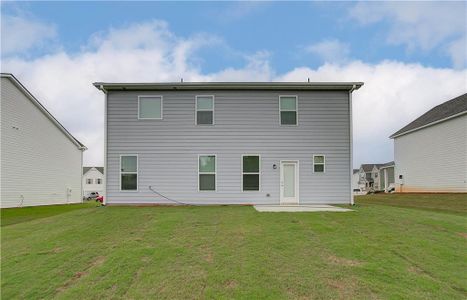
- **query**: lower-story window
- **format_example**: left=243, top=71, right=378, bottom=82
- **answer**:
left=199, top=155, right=216, bottom=191
left=242, top=155, right=260, bottom=191
left=313, top=155, right=325, bottom=173
left=121, top=155, right=138, bottom=190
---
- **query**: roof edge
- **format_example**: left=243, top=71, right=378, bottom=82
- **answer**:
left=1, top=73, right=87, bottom=150
left=93, top=81, right=364, bottom=92
left=389, top=110, right=467, bottom=139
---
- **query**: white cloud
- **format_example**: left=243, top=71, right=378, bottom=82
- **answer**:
left=2, top=19, right=466, bottom=167
left=305, top=39, right=350, bottom=63
left=1, top=14, right=57, bottom=55
left=349, top=2, right=467, bottom=68
left=278, top=61, right=467, bottom=164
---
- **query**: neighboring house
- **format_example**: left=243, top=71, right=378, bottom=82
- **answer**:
left=1, top=73, right=86, bottom=208
left=390, top=93, right=467, bottom=193
left=379, top=161, right=395, bottom=192
left=94, top=81, right=363, bottom=205
left=358, top=164, right=383, bottom=191
left=83, top=167, right=104, bottom=196
left=357, top=162, right=395, bottom=192
left=352, top=169, right=360, bottom=191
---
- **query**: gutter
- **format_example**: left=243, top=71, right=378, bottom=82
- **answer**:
left=93, top=81, right=364, bottom=92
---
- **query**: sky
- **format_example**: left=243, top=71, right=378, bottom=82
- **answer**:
left=1, top=1, right=466, bottom=167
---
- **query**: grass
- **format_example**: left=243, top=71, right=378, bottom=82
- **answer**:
left=1, top=201, right=96, bottom=227
left=356, top=193, right=467, bottom=214
left=1, top=194, right=466, bottom=299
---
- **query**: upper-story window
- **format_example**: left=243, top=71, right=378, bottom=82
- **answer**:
left=279, top=96, right=298, bottom=125
left=313, top=155, right=325, bottom=173
left=86, top=178, right=93, bottom=184
left=96, top=178, right=102, bottom=184
left=196, top=95, right=214, bottom=125
left=138, top=96, right=163, bottom=119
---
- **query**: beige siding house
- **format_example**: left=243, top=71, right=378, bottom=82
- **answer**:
left=358, top=164, right=382, bottom=191
left=390, top=93, right=467, bottom=193
left=1, top=73, right=86, bottom=208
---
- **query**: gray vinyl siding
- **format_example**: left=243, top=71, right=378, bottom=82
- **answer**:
left=1, top=77, right=83, bottom=208
left=106, top=90, right=351, bottom=204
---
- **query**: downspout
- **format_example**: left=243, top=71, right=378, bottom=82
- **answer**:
left=349, top=84, right=357, bottom=205
left=100, top=85, right=108, bottom=206
left=81, top=149, right=84, bottom=203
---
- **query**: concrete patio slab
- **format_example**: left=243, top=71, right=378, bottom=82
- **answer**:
left=254, top=205, right=353, bottom=212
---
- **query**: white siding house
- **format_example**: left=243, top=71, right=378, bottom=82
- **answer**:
left=379, top=162, right=395, bottom=192
left=390, top=93, right=467, bottom=193
left=1, top=73, right=86, bottom=208
left=83, top=167, right=104, bottom=196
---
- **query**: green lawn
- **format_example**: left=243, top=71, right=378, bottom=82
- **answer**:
left=1, top=201, right=96, bottom=227
left=1, top=195, right=466, bottom=299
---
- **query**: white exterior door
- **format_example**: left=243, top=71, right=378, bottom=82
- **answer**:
left=280, top=161, right=299, bottom=204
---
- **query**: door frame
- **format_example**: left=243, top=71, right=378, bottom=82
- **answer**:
left=280, top=160, right=299, bottom=205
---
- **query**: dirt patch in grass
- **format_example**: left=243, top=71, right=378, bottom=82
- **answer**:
left=37, top=247, right=62, bottom=255
left=457, top=232, right=467, bottom=239
left=326, top=278, right=360, bottom=300
left=224, top=279, right=237, bottom=289
left=408, top=265, right=424, bottom=275
left=327, top=255, right=363, bottom=267
left=204, top=251, right=213, bottom=263
left=90, top=256, right=106, bottom=267
left=55, top=256, right=107, bottom=294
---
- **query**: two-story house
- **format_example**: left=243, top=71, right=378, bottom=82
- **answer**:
left=358, top=164, right=382, bottom=191
left=1, top=73, right=86, bottom=208
left=390, top=93, right=467, bottom=192
left=82, top=167, right=104, bottom=197
left=94, top=81, right=363, bottom=206
left=357, top=162, right=395, bottom=192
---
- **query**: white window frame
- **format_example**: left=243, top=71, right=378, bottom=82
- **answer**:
left=120, top=154, right=138, bottom=191
left=198, top=154, right=217, bottom=191
left=138, top=95, right=163, bottom=120
left=279, top=95, right=298, bottom=126
left=313, top=154, right=326, bottom=173
left=86, top=178, right=93, bottom=184
left=241, top=154, right=261, bottom=192
left=195, top=95, right=215, bottom=125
